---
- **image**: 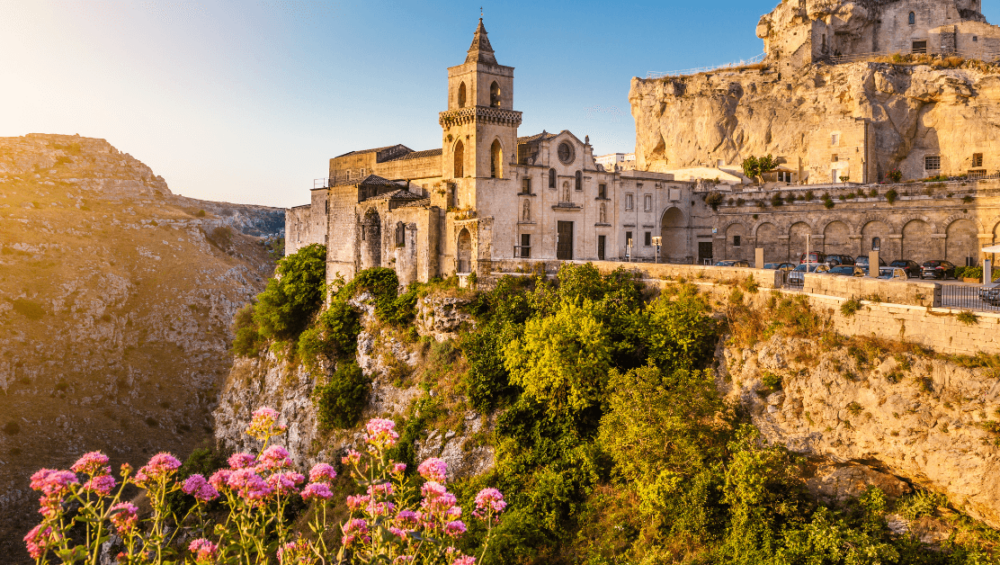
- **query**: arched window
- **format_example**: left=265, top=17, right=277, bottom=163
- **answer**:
left=490, top=81, right=501, bottom=108
left=458, top=82, right=467, bottom=109
left=575, top=171, right=582, bottom=191
left=872, top=237, right=881, bottom=251
left=549, top=168, right=556, bottom=188
left=395, top=222, right=406, bottom=247
left=490, top=140, right=503, bottom=179
left=909, top=11, right=915, bottom=25
left=454, top=141, right=464, bottom=178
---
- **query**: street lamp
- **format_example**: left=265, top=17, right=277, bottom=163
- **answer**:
left=652, top=236, right=662, bottom=263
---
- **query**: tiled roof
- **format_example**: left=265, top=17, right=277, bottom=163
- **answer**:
left=392, top=148, right=442, bottom=161
left=517, top=131, right=555, bottom=143
left=366, top=189, right=426, bottom=202
left=398, top=197, right=432, bottom=208
left=333, top=145, right=413, bottom=159
left=330, top=174, right=401, bottom=187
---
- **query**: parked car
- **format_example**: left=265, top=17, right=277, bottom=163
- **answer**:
left=877, top=267, right=909, bottom=281
left=979, top=281, right=1000, bottom=306
left=889, top=260, right=921, bottom=279
left=715, top=260, right=750, bottom=267
left=825, top=255, right=856, bottom=267
left=920, top=260, right=956, bottom=280
left=798, top=252, right=826, bottom=265
left=787, top=263, right=828, bottom=286
left=827, top=265, right=864, bottom=277
left=764, top=262, right=796, bottom=271
left=855, top=256, right=886, bottom=269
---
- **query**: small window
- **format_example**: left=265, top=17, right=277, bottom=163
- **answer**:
left=912, top=40, right=927, bottom=54
left=973, top=153, right=984, bottom=167
left=549, top=168, right=556, bottom=189
left=908, top=11, right=915, bottom=25
left=625, top=193, right=634, bottom=210
left=832, top=154, right=839, bottom=162
left=520, top=234, right=531, bottom=258
left=644, top=194, right=652, bottom=212
left=575, top=170, right=582, bottom=191
left=490, top=81, right=501, bottom=108
left=974, top=36, right=979, bottom=42
left=521, top=178, right=531, bottom=194
left=325, top=200, right=329, bottom=214
left=395, top=222, right=406, bottom=247
left=733, top=235, right=741, bottom=247
left=925, top=155, right=941, bottom=170
left=625, top=231, right=633, bottom=247
left=778, top=171, right=792, bottom=183
left=598, top=183, right=607, bottom=199
left=872, top=237, right=881, bottom=251
left=831, top=133, right=840, bottom=146
left=644, top=232, right=652, bottom=246
left=457, top=82, right=467, bottom=108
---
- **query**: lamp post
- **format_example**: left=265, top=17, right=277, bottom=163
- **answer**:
left=652, top=236, right=662, bottom=264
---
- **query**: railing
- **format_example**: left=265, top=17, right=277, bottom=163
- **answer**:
left=647, top=53, right=765, bottom=79
left=314, top=178, right=330, bottom=189
left=513, top=245, right=531, bottom=259
left=940, top=284, right=1000, bottom=312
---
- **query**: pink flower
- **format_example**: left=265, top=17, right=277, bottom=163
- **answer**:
left=452, top=556, right=476, bottom=565
left=277, top=538, right=314, bottom=564
left=391, top=463, right=407, bottom=476
left=188, top=538, right=218, bottom=562
left=308, top=463, right=337, bottom=483
left=109, top=503, right=138, bottom=534
left=420, top=481, right=447, bottom=499
left=83, top=474, right=116, bottom=496
left=342, top=518, right=370, bottom=545
left=258, top=445, right=291, bottom=470
left=346, top=494, right=371, bottom=511
left=70, top=451, right=110, bottom=476
left=422, top=491, right=458, bottom=514
left=209, top=469, right=232, bottom=491
left=30, top=469, right=78, bottom=497
left=367, top=482, right=393, bottom=497
left=342, top=449, right=361, bottom=466
left=473, top=488, right=507, bottom=520
left=418, top=458, right=448, bottom=482
left=364, top=418, right=399, bottom=448
left=228, top=452, right=256, bottom=470
left=137, top=452, right=181, bottom=482
left=267, top=471, right=304, bottom=495
left=246, top=407, right=286, bottom=441
left=183, top=474, right=220, bottom=502
left=396, top=510, right=420, bottom=529
left=228, top=468, right=273, bottom=501
left=301, top=482, right=333, bottom=501
left=367, top=501, right=396, bottom=516
left=445, top=520, right=467, bottom=537
left=24, top=525, right=59, bottom=560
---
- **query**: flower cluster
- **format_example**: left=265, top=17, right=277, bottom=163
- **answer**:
left=182, top=474, right=220, bottom=502
left=245, top=406, right=287, bottom=441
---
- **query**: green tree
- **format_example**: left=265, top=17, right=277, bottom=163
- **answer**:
left=642, top=288, right=717, bottom=372
left=504, top=299, right=612, bottom=412
left=313, top=361, right=369, bottom=429
left=743, top=154, right=779, bottom=184
left=253, top=244, right=327, bottom=341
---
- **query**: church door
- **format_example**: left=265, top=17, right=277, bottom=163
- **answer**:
left=698, top=242, right=713, bottom=265
left=557, top=221, right=573, bottom=260
left=597, top=235, right=606, bottom=261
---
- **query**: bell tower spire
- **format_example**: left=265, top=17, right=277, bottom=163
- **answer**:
left=466, top=18, right=497, bottom=65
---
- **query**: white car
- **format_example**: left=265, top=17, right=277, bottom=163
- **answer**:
left=877, top=267, right=908, bottom=281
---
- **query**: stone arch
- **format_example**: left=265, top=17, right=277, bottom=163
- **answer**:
left=361, top=208, right=382, bottom=269
left=789, top=221, right=812, bottom=262
left=823, top=220, right=852, bottom=256
left=457, top=82, right=467, bottom=108
left=902, top=218, right=931, bottom=262
left=490, top=139, right=503, bottom=179
left=754, top=222, right=779, bottom=263
left=861, top=219, right=893, bottom=259
left=726, top=222, right=748, bottom=261
left=943, top=212, right=983, bottom=234
left=854, top=213, right=896, bottom=236
left=457, top=228, right=473, bottom=274
left=946, top=218, right=978, bottom=267
left=660, top=206, right=686, bottom=261
left=489, top=81, right=501, bottom=108
left=453, top=140, right=464, bottom=178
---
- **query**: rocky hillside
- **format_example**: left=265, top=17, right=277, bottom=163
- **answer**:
left=630, top=60, right=1000, bottom=180
left=0, top=134, right=282, bottom=558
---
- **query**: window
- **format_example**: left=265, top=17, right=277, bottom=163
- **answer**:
left=644, top=232, right=652, bottom=246
left=597, top=235, right=606, bottom=260
left=575, top=170, right=582, bottom=191
left=395, top=222, right=406, bottom=247
left=490, top=81, right=501, bottom=108
left=832, top=154, right=839, bottom=162
left=520, top=234, right=531, bottom=258
left=872, top=237, right=881, bottom=251
left=325, top=200, right=329, bottom=214
left=831, top=133, right=840, bottom=146
left=625, top=231, right=633, bottom=247
left=598, top=183, right=607, bottom=199
left=912, top=40, right=927, bottom=54
left=733, top=235, right=741, bottom=247
left=778, top=171, right=792, bottom=183
left=644, top=194, right=652, bottom=212
left=454, top=141, right=464, bottom=178
left=458, top=82, right=467, bottom=108
left=490, top=140, right=503, bottom=178
left=974, top=36, right=979, bottom=42
left=925, top=155, right=941, bottom=170
left=973, top=153, right=984, bottom=167
left=908, top=11, right=915, bottom=25
left=521, top=178, right=531, bottom=194
left=549, top=168, right=556, bottom=189
left=558, top=143, right=574, bottom=164
left=625, top=193, right=634, bottom=210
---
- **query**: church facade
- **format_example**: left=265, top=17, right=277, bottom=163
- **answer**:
left=286, top=20, right=708, bottom=285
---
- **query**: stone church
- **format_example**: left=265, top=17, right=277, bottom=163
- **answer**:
left=286, top=19, right=703, bottom=285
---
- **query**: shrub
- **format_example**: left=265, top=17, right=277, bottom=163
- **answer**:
left=804, top=190, right=815, bottom=201
left=841, top=298, right=862, bottom=318
left=253, top=244, right=327, bottom=341
left=196, top=209, right=207, bottom=217
left=770, top=194, right=784, bottom=207
left=313, top=361, right=369, bottom=429
left=705, top=192, right=725, bottom=211
left=231, top=304, right=264, bottom=357
left=957, top=310, right=979, bottom=326
left=885, top=189, right=898, bottom=204
left=963, top=195, right=974, bottom=204
left=822, top=197, right=835, bottom=209
left=886, top=169, right=902, bottom=183
left=869, top=188, right=878, bottom=197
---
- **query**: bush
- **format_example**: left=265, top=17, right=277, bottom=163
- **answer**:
left=231, top=304, right=264, bottom=357
left=822, top=197, right=835, bottom=209
left=770, top=194, right=784, bottom=207
left=841, top=298, right=862, bottom=318
left=705, top=192, right=725, bottom=211
left=957, top=310, right=979, bottom=326
left=885, top=189, right=898, bottom=204
left=804, top=190, right=815, bottom=201
left=253, top=244, right=327, bottom=341
left=886, top=169, right=902, bottom=183
left=313, top=361, right=369, bottom=429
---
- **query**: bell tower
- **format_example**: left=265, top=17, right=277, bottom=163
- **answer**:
left=440, top=19, right=522, bottom=184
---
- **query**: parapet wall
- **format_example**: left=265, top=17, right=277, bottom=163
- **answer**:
left=802, top=273, right=940, bottom=307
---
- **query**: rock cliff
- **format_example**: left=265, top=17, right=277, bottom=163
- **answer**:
left=630, top=61, right=1000, bottom=181
left=0, top=134, right=283, bottom=560
left=722, top=332, right=1000, bottom=530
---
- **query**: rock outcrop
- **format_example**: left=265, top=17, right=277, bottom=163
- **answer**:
left=721, top=333, right=1000, bottom=529
left=630, top=61, right=1000, bottom=182
left=0, top=134, right=282, bottom=561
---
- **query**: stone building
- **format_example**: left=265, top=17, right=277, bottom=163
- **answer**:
left=287, top=19, right=705, bottom=284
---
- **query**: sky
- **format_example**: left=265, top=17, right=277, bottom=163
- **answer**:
left=4, top=1, right=997, bottom=209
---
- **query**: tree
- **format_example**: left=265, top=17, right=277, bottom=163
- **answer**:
left=253, top=243, right=327, bottom=341
left=503, top=299, right=612, bottom=412
left=742, top=154, right=779, bottom=184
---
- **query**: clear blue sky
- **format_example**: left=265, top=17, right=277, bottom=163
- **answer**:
left=4, top=1, right=998, bottom=208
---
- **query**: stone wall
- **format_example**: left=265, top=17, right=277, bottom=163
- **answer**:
left=801, top=272, right=939, bottom=306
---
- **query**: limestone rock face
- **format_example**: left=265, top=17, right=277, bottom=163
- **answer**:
left=630, top=62, right=1000, bottom=182
left=415, top=295, right=475, bottom=343
left=721, top=333, right=1000, bottom=528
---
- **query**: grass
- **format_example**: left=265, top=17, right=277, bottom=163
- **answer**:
left=956, top=310, right=979, bottom=326
left=840, top=298, right=862, bottom=318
